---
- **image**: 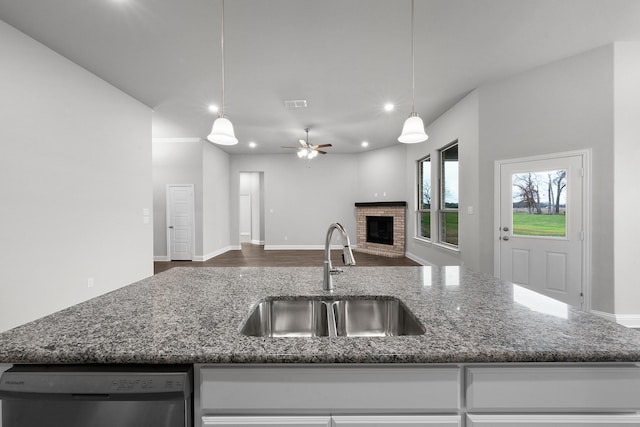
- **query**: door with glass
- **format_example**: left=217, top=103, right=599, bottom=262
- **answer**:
left=496, top=154, right=584, bottom=308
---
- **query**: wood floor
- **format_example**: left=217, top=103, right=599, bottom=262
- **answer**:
left=154, top=243, right=420, bottom=274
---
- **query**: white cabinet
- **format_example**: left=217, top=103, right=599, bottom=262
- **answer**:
left=332, top=415, right=461, bottom=426
left=466, top=414, right=640, bottom=426
left=202, top=416, right=332, bottom=426
left=199, top=366, right=460, bottom=414
left=202, top=415, right=460, bottom=427
left=195, top=364, right=640, bottom=427
left=465, top=366, right=640, bottom=412
left=465, top=365, right=640, bottom=427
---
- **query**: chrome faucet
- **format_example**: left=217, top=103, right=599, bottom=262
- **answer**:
left=323, top=223, right=356, bottom=291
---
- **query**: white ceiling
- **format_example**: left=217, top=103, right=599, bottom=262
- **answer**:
left=1, top=0, right=639, bottom=154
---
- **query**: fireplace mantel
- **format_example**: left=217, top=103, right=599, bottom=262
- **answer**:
left=354, top=201, right=407, bottom=207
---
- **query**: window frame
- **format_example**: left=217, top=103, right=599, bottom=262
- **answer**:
left=416, top=155, right=431, bottom=241
left=438, top=141, right=459, bottom=248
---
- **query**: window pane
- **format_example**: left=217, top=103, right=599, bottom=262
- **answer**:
left=419, top=212, right=431, bottom=239
left=419, top=158, right=431, bottom=209
left=440, top=212, right=458, bottom=245
left=511, top=169, right=567, bottom=237
left=441, top=144, right=458, bottom=209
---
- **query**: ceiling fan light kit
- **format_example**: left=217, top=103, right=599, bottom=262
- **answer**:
left=207, top=0, right=238, bottom=146
left=398, top=0, right=428, bottom=144
left=282, top=128, right=332, bottom=160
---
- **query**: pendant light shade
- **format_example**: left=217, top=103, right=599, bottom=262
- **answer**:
left=207, top=116, right=238, bottom=145
left=398, top=0, right=428, bottom=144
left=398, top=113, right=428, bottom=144
left=208, top=0, right=238, bottom=146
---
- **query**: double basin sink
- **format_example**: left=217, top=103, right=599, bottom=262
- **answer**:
left=241, top=296, right=425, bottom=337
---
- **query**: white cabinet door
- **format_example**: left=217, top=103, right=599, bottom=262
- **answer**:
left=467, top=414, right=640, bottom=426
left=466, top=366, right=640, bottom=412
left=203, top=416, right=332, bottom=427
left=332, top=415, right=461, bottom=426
left=200, top=366, right=460, bottom=414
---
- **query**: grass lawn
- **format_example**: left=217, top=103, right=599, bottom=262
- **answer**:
left=420, top=212, right=458, bottom=244
left=512, top=212, right=566, bottom=237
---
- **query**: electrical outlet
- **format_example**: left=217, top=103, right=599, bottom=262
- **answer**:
left=87, top=277, right=95, bottom=288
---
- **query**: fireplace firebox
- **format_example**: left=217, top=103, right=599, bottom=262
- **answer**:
left=366, top=216, right=394, bottom=245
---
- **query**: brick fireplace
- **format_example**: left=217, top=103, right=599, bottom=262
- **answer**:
left=355, top=201, right=407, bottom=258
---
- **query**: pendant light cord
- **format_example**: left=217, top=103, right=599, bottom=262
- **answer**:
left=411, top=0, right=416, bottom=114
left=220, top=0, right=226, bottom=117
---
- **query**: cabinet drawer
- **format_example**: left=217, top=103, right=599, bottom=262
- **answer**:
left=466, top=414, right=640, bottom=426
left=466, top=366, right=640, bottom=412
left=200, top=366, right=460, bottom=414
left=332, top=415, right=461, bottom=426
left=203, top=416, right=332, bottom=426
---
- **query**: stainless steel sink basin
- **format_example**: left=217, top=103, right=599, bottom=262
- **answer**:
left=240, top=299, right=329, bottom=337
left=330, top=298, right=425, bottom=337
left=241, top=297, right=424, bottom=337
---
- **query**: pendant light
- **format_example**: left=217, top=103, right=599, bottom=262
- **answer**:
left=398, top=0, right=428, bottom=144
left=207, top=0, right=238, bottom=145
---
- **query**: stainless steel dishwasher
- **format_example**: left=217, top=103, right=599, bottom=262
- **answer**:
left=0, top=364, right=192, bottom=427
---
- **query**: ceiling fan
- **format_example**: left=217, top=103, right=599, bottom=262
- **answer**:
left=281, top=128, right=332, bottom=159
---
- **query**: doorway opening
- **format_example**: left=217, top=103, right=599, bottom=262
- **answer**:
left=239, top=172, right=265, bottom=246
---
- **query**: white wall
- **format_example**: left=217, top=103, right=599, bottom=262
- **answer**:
left=356, top=145, right=407, bottom=202
left=613, top=42, right=640, bottom=319
left=203, top=141, right=231, bottom=258
left=404, top=91, right=481, bottom=269
left=477, top=45, right=615, bottom=312
left=152, top=139, right=203, bottom=259
left=0, top=21, right=153, bottom=332
left=230, top=155, right=358, bottom=248
left=152, top=138, right=231, bottom=261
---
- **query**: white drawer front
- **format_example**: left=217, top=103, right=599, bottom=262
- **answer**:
left=200, top=366, right=460, bottom=414
left=332, top=415, right=461, bottom=426
left=203, top=416, right=332, bottom=426
left=466, top=366, right=640, bottom=412
left=466, top=414, right=640, bottom=426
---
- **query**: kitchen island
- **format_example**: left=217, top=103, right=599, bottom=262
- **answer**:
left=1, top=266, right=640, bottom=426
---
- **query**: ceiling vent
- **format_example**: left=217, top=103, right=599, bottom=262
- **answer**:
left=284, top=99, right=308, bottom=109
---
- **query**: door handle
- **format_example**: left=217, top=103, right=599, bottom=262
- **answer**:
left=502, top=236, right=509, bottom=241
left=502, top=226, right=509, bottom=232
left=168, top=226, right=174, bottom=229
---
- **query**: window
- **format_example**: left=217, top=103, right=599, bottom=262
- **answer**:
left=417, top=156, right=431, bottom=239
left=439, top=143, right=459, bottom=246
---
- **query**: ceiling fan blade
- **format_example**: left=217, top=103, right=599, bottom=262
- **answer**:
left=313, top=144, right=332, bottom=148
left=317, top=150, right=328, bottom=155
left=280, top=146, right=300, bottom=149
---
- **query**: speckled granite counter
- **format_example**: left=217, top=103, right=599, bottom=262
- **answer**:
left=1, top=266, right=639, bottom=364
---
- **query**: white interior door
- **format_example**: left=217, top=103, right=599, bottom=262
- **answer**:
left=167, top=184, right=194, bottom=261
left=495, top=153, right=585, bottom=308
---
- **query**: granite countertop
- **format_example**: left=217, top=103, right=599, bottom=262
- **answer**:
left=1, top=266, right=640, bottom=364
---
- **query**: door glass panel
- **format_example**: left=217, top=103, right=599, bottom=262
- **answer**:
left=511, top=169, right=567, bottom=237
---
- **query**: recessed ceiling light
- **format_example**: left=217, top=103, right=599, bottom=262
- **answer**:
left=248, top=141, right=257, bottom=148
left=208, top=104, right=219, bottom=113
left=384, top=103, right=395, bottom=112
left=361, top=141, right=369, bottom=147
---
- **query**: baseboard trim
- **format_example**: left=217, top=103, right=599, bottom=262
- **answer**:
left=591, top=310, right=640, bottom=328
left=154, top=256, right=170, bottom=262
left=250, top=240, right=265, bottom=245
left=404, top=252, right=434, bottom=266
left=196, top=246, right=239, bottom=261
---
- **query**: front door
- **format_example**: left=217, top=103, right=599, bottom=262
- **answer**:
left=496, top=153, right=585, bottom=308
left=167, top=184, right=194, bottom=261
